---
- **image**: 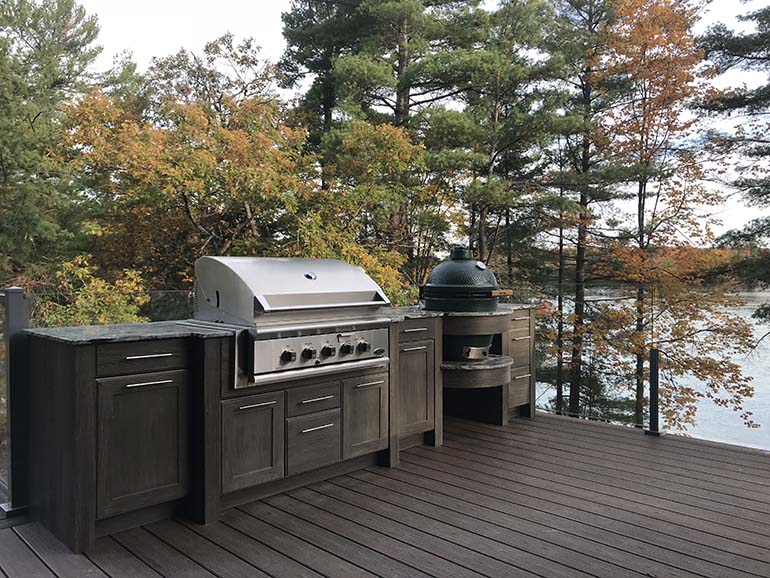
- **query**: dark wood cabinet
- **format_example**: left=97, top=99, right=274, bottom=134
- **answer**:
left=96, top=369, right=190, bottom=519
left=221, top=391, right=285, bottom=493
left=286, top=408, right=341, bottom=475
left=342, top=372, right=388, bottom=459
left=398, top=339, right=435, bottom=437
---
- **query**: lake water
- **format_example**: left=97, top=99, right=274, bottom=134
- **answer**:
left=537, top=291, right=770, bottom=451
left=675, top=292, right=770, bottom=450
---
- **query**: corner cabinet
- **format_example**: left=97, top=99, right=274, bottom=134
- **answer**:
left=27, top=332, right=224, bottom=554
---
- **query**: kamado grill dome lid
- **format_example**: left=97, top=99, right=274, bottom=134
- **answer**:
left=420, top=246, right=502, bottom=312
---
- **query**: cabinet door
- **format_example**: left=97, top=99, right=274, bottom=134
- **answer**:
left=398, top=340, right=435, bottom=436
left=342, top=373, right=389, bottom=459
left=221, top=391, right=285, bottom=494
left=97, top=370, right=189, bottom=519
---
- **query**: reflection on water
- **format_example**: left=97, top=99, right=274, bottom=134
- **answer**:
left=536, top=290, right=770, bottom=451
left=676, top=292, right=770, bottom=451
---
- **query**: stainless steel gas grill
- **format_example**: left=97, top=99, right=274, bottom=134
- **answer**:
left=193, top=256, right=391, bottom=387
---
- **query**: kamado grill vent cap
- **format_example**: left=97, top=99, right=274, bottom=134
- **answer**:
left=420, top=245, right=508, bottom=312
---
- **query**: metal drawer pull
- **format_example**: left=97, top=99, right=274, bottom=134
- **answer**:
left=356, top=379, right=384, bottom=388
left=403, top=327, right=428, bottom=333
left=514, top=374, right=532, bottom=379
left=125, top=353, right=174, bottom=360
left=300, top=423, right=335, bottom=434
left=239, top=400, right=277, bottom=410
left=300, top=395, right=335, bottom=404
left=513, top=336, right=532, bottom=341
left=402, top=345, right=427, bottom=352
left=126, top=379, right=173, bottom=388
left=512, top=316, right=530, bottom=321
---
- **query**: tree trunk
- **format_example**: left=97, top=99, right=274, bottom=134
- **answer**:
left=394, top=17, right=410, bottom=127
left=569, top=189, right=588, bottom=417
left=505, top=208, right=513, bottom=288
left=477, top=204, right=488, bottom=262
left=556, top=199, right=565, bottom=415
left=634, top=179, right=648, bottom=426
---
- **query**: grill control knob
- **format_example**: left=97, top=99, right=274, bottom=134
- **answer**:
left=357, top=341, right=371, bottom=353
left=280, top=349, right=297, bottom=363
left=321, top=345, right=337, bottom=358
left=301, top=347, right=317, bottom=360
left=340, top=342, right=355, bottom=355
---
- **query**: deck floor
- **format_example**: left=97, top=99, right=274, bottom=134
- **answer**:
left=2, top=413, right=770, bottom=578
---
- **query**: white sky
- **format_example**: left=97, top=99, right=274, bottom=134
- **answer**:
left=78, top=0, right=770, bottom=238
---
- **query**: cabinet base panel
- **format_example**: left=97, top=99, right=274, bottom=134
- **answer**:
left=219, top=453, right=379, bottom=512
left=95, top=501, right=177, bottom=541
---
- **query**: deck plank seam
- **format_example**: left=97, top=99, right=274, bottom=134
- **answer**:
left=438, top=437, right=770, bottom=531
left=347, top=470, right=740, bottom=578
left=409, top=450, right=766, bottom=549
left=305, top=479, right=639, bottom=578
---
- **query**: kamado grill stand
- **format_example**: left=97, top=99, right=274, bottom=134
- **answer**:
left=420, top=246, right=517, bottom=426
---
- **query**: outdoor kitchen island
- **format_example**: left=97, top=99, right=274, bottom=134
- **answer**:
left=23, top=257, right=535, bottom=553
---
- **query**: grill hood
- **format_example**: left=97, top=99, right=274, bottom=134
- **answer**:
left=195, top=256, right=390, bottom=327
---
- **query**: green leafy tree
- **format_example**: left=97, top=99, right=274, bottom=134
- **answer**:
left=0, top=0, right=99, bottom=283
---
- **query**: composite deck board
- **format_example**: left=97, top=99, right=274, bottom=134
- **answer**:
left=180, top=519, right=326, bottom=578
left=86, top=537, right=164, bottom=578
left=344, top=468, right=758, bottom=578
left=144, top=520, right=272, bottom=578
left=451, top=417, right=770, bottom=486
left=405, top=445, right=770, bottom=562
left=0, top=528, right=55, bottom=578
left=1, top=415, right=769, bottom=578
left=14, top=523, right=108, bottom=578
left=311, top=478, right=657, bottom=578
left=396, top=454, right=770, bottom=574
left=499, top=415, right=770, bottom=473
left=440, top=435, right=770, bottom=537
left=444, top=427, right=770, bottom=510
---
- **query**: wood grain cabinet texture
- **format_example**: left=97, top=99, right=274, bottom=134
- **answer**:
left=220, top=390, right=285, bottom=493
left=397, top=339, right=436, bottom=437
left=96, top=369, right=190, bottom=519
left=342, top=372, right=389, bottom=459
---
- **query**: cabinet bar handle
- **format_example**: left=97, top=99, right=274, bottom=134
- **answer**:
left=301, top=423, right=334, bottom=434
left=514, top=374, right=532, bottom=379
left=356, top=380, right=384, bottom=388
left=125, top=353, right=173, bottom=360
left=126, top=379, right=173, bottom=388
left=512, top=316, right=530, bottom=321
left=239, top=400, right=277, bottom=410
left=402, top=345, right=427, bottom=352
left=403, top=327, right=428, bottom=333
left=300, top=395, right=335, bottom=404
left=513, top=336, right=532, bottom=341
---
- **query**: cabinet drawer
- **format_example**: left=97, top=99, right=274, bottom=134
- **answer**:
left=286, top=409, right=341, bottom=475
left=286, top=381, right=341, bottom=417
left=398, top=319, right=436, bottom=342
left=97, top=339, right=189, bottom=377
left=509, top=334, right=533, bottom=367
left=509, top=373, right=531, bottom=407
left=510, top=312, right=532, bottom=331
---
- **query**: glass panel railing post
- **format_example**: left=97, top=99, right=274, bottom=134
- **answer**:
left=645, top=346, right=662, bottom=437
left=0, top=286, right=29, bottom=515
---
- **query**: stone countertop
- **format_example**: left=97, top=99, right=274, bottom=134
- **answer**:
left=24, top=320, right=235, bottom=345
left=384, top=302, right=533, bottom=322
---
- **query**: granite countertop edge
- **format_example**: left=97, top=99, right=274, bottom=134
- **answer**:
left=24, top=320, right=235, bottom=345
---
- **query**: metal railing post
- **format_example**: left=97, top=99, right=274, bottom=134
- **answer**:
left=1, top=286, right=29, bottom=514
left=645, top=347, right=662, bottom=437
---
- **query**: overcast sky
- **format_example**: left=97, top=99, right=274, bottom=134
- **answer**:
left=77, top=0, right=770, bottom=236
